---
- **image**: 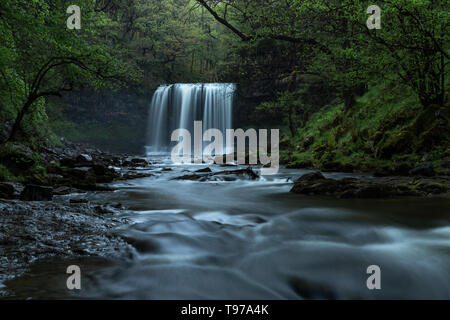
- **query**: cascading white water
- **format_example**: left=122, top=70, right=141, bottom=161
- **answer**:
left=146, top=83, right=236, bottom=154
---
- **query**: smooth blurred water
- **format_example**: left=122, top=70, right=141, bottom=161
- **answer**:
left=146, top=84, right=235, bottom=154
left=5, top=156, right=450, bottom=299
left=77, top=156, right=450, bottom=299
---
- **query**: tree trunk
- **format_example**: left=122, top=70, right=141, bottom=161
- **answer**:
left=7, top=95, right=35, bottom=141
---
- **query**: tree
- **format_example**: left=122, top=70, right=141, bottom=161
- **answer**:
left=195, top=0, right=449, bottom=109
left=0, top=0, right=138, bottom=142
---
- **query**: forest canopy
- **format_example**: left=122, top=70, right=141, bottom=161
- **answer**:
left=0, top=0, right=448, bottom=173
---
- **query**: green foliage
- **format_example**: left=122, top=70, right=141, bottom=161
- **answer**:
left=0, top=0, right=141, bottom=142
left=0, top=164, right=12, bottom=181
left=283, top=82, right=449, bottom=173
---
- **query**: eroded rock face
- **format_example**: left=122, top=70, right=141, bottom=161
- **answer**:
left=290, top=171, right=449, bottom=198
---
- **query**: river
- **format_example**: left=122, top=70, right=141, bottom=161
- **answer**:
left=4, top=155, right=450, bottom=299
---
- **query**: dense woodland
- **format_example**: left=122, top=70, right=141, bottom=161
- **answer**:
left=0, top=0, right=449, bottom=180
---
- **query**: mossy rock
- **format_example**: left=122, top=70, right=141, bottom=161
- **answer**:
left=378, top=130, right=414, bottom=159
left=415, top=119, right=448, bottom=153
left=0, top=143, right=37, bottom=173
left=417, top=182, right=448, bottom=194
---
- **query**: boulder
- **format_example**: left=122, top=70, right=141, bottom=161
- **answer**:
left=20, top=185, right=53, bottom=201
left=67, top=167, right=92, bottom=179
left=60, top=157, right=76, bottom=168
left=129, top=158, right=148, bottom=166
left=295, top=171, right=325, bottom=182
left=76, top=154, right=93, bottom=163
left=409, top=164, right=435, bottom=177
left=53, top=186, right=75, bottom=195
left=173, top=168, right=259, bottom=182
left=75, top=154, right=93, bottom=166
left=0, top=183, right=15, bottom=199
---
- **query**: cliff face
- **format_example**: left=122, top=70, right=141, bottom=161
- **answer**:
left=51, top=88, right=153, bottom=154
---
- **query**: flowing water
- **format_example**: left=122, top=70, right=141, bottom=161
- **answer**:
left=146, top=83, right=235, bottom=154
left=4, top=84, right=450, bottom=300
left=76, top=158, right=450, bottom=299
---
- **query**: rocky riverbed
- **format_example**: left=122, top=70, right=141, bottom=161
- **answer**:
left=0, top=199, right=132, bottom=292
left=0, top=141, right=449, bottom=298
left=291, top=171, right=450, bottom=198
left=0, top=141, right=154, bottom=295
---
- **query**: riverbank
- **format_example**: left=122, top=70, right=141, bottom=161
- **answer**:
left=0, top=140, right=153, bottom=294
left=0, top=141, right=449, bottom=298
left=290, top=171, right=450, bottom=198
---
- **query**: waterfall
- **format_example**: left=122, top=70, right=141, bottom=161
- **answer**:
left=146, top=83, right=236, bottom=154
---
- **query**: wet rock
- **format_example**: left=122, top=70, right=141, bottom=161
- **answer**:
left=53, top=186, right=76, bottom=196
left=0, top=183, right=15, bottom=199
left=67, top=167, right=92, bottom=179
left=172, top=173, right=203, bottom=181
left=20, top=185, right=53, bottom=201
left=91, top=164, right=118, bottom=183
left=409, top=164, right=435, bottom=177
left=45, top=174, right=64, bottom=184
left=0, top=144, right=35, bottom=172
left=128, top=158, right=148, bottom=167
left=119, top=172, right=154, bottom=180
left=0, top=200, right=131, bottom=285
left=173, top=168, right=259, bottom=182
left=70, top=199, right=89, bottom=204
left=60, top=157, right=76, bottom=168
left=73, top=184, right=115, bottom=192
left=291, top=174, right=450, bottom=198
left=76, top=154, right=93, bottom=164
left=392, top=162, right=413, bottom=176
left=46, top=163, right=64, bottom=175
left=416, top=181, right=448, bottom=194
left=296, top=171, right=325, bottom=182
left=195, top=167, right=212, bottom=173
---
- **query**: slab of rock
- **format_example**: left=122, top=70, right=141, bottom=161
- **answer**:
left=195, top=167, right=212, bottom=173
left=173, top=168, right=259, bottom=182
left=291, top=171, right=449, bottom=198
